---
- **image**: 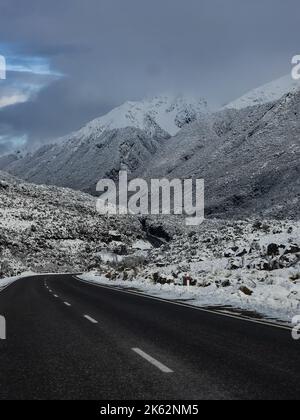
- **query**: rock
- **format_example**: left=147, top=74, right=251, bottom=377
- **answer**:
left=222, top=279, right=231, bottom=287
left=226, top=259, right=242, bottom=270
left=284, top=244, right=300, bottom=255
left=252, top=221, right=262, bottom=230
left=108, top=230, right=123, bottom=241
left=239, top=286, right=253, bottom=296
left=236, top=248, right=248, bottom=257
left=290, top=273, right=300, bottom=282
left=152, top=272, right=160, bottom=283
left=267, top=243, right=280, bottom=256
left=280, top=254, right=299, bottom=268
left=224, top=251, right=234, bottom=258
left=0, top=181, right=9, bottom=190
left=156, top=262, right=166, bottom=268
left=188, top=231, right=197, bottom=238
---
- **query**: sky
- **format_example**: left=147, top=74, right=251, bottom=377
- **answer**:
left=0, top=0, right=300, bottom=154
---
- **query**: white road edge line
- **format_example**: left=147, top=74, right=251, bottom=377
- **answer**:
left=84, top=315, right=98, bottom=324
left=132, top=348, right=173, bottom=373
left=64, top=302, right=71, bottom=307
left=73, top=277, right=293, bottom=332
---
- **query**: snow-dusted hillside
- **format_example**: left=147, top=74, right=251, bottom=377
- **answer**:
left=146, top=89, right=300, bottom=219
left=1, top=169, right=299, bottom=323
left=0, top=94, right=208, bottom=193
left=2, top=127, right=168, bottom=193
left=1, top=81, right=300, bottom=219
left=0, top=171, right=145, bottom=277
left=225, top=74, right=300, bottom=110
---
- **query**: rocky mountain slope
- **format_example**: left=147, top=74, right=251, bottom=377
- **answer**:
left=0, top=78, right=299, bottom=219
left=146, top=89, right=300, bottom=219
left=0, top=94, right=207, bottom=194
left=1, top=127, right=168, bottom=193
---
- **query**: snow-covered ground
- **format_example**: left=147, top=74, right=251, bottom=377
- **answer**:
left=79, top=218, right=300, bottom=324
left=0, top=171, right=145, bottom=277
left=0, top=74, right=299, bottom=327
left=0, top=160, right=299, bottom=324
left=79, top=267, right=300, bottom=325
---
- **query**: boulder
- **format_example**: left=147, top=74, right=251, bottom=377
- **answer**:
left=239, top=286, right=253, bottom=296
left=267, top=243, right=280, bottom=256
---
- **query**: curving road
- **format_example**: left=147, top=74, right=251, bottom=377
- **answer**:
left=0, top=274, right=299, bottom=400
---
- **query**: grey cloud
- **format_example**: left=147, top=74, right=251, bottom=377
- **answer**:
left=0, top=0, right=300, bottom=153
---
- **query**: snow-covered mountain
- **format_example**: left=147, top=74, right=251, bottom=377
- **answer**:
left=0, top=82, right=300, bottom=219
left=1, top=127, right=168, bottom=193
left=0, top=94, right=208, bottom=193
left=146, top=89, right=300, bottom=219
left=58, top=94, right=209, bottom=143
left=225, top=74, right=300, bottom=110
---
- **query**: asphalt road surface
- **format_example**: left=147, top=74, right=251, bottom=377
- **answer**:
left=0, top=274, right=299, bottom=400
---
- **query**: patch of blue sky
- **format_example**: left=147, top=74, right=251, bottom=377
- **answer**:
left=0, top=134, right=27, bottom=149
left=0, top=44, right=64, bottom=109
left=7, top=56, right=63, bottom=77
left=0, top=43, right=63, bottom=77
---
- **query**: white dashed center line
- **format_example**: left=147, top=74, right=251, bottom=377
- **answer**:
left=64, top=302, right=71, bottom=307
left=132, top=348, right=173, bottom=373
left=84, top=315, right=98, bottom=324
left=53, top=295, right=59, bottom=298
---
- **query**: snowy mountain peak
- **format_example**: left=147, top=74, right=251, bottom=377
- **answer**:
left=225, top=74, right=300, bottom=110
left=66, top=94, right=209, bottom=143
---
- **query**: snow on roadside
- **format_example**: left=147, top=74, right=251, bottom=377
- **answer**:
left=78, top=269, right=300, bottom=325
left=0, top=271, right=37, bottom=291
left=1, top=171, right=299, bottom=324
left=78, top=218, right=300, bottom=325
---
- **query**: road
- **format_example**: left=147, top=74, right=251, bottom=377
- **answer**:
left=0, top=274, right=299, bottom=400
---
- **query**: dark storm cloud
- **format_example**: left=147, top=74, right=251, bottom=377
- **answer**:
left=0, top=0, right=300, bottom=152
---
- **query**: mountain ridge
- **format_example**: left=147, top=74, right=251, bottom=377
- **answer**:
left=0, top=78, right=299, bottom=219
left=54, top=93, right=209, bottom=145
left=225, top=74, right=300, bottom=109
left=146, top=89, right=300, bottom=219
